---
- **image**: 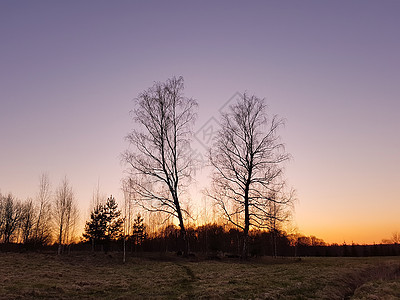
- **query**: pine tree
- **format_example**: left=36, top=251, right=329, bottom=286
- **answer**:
left=83, top=195, right=123, bottom=252
left=83, top=204, right=107, bottom=251
left=132, top=213, right=146, bottom=252
left=104, top=196, right=123, bottom=241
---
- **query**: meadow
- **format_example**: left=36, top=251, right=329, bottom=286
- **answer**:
left=0, top=252, right=399, bottom=299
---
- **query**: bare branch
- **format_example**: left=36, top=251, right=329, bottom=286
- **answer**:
left=123, top=76, right=197, bottom=255
left=208, top=93, right=294, bottom=257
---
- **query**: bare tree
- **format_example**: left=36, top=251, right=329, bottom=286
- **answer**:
left=391, top=232, right=400, bottom=244
left=91, top=180, right=105, bottom=209
left=123, top=76, right=197, bottom=256
left=64, top=204, right=79, bottom=253
left=20, top=198, right=36, bottom=244
left=382, top=232, right=400, bottom=244
left=54, top=177, right=78, bottom=254
left=33, top=173, right=52, bottom=246
left=0, top=194, right=23, bottom=243
left=266, top=191, right=293, bottom=257
left=208, top=93, right=293, bottom=257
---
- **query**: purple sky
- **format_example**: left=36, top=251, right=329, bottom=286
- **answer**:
left=1, top=1, right=399, bottom=243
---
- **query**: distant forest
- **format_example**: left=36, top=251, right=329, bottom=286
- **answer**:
left=1, top=189, right=399, bottom=258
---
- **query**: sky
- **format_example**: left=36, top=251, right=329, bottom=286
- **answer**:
left=1, top=0, right=399, bottom=244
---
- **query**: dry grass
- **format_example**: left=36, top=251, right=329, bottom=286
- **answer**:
left=0, top=252, right=399, bottom=299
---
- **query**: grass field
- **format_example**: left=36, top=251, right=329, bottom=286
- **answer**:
left=0, top=252, right=399, bottom=299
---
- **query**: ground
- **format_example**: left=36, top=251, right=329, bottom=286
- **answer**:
left=0, top=252, right=399, bottom=299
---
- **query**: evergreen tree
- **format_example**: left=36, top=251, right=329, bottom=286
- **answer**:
left=104, top=196, right=123, bottom=241
left=131, top=213, right=146, bottom=251
left=83, top=204, right=107, bottom=250
left=83, top=195, right=123, bottom=252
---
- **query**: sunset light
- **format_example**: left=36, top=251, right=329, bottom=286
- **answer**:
left=1, top=1, right=400, bottom=298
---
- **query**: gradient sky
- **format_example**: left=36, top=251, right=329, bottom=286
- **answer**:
left=1, top=1, right=399, bottom=244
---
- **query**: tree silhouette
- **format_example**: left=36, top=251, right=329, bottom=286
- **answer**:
left=33, top=174, right=52, bottom=246
left=84, top=204, right=107, bottom=251
left=123, top=76, right=197, bottom=256
left=131, top=213, right=146, bottom=252
left=0, top=194, right=22, bottom=243
left=266, top=192, right=293, bottom=257
left=20, top=198, right=35, bottom=244
left=103, top=196, right=123, bottom=241
left=208, top=93, right=292, bottom=258
left=84, top=195, right=123, bottom=252
left=54, top=177, right=78, bottom=254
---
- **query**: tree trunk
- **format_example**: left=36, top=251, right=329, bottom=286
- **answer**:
left=178, top=219, right=189, bottom=256
left=273, top=231, right=277, bottom=258
left=243, top=185, right=250, bottom=259
left=175, top=197, right=189, bottom=256
left=242, top=231, right=249, bottom=259
left=58, top=226, right=63, bottom=255
left=123, top=237, right=126, bottom=263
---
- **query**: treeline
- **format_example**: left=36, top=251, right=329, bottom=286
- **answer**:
left=1, top=165, right=398, bottom=259
left=78, top=223, right=400, bottom=258
left=295, top=243, right=400, bottom=257
left=135, top=224, right=294, bottom=257
left=0, top=175, right=79, bottom=254
left=0, top=193, right=50, bottom=245
left=2, top=187, right=400, bottom=258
